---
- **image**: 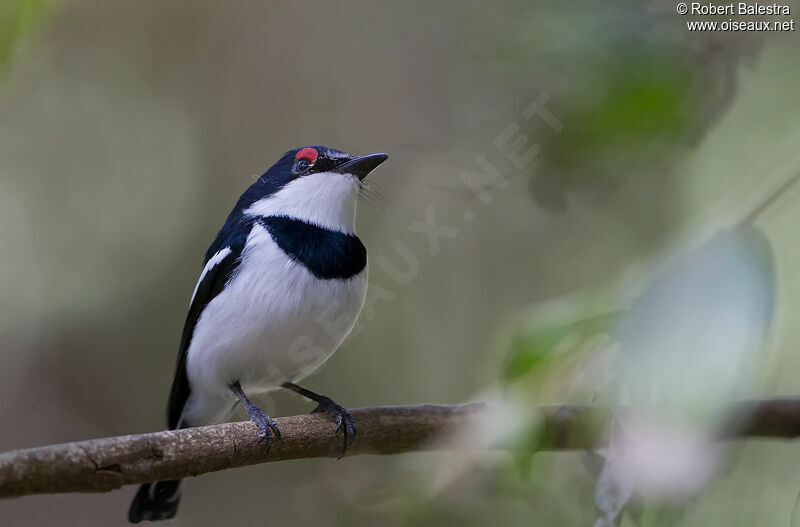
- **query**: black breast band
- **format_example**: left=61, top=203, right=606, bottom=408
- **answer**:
left=259, top=216, right=366, bottom=280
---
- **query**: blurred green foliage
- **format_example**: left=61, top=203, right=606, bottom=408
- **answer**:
left=0, top=0, right=55, bottom=77
left=544, top=52, right=692, bottom=169
left=502, top=311, right=619, bottom=385
left=500, top=302, right=621, bottom=482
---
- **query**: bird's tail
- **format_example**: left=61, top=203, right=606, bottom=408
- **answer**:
left=128, top=479, right=183, bottom=523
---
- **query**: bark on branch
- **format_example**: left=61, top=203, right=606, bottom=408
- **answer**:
left=2, top=399, right=800, bottom=499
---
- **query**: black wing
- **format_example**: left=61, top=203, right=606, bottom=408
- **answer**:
left=166, top=226, right=249, bottom=429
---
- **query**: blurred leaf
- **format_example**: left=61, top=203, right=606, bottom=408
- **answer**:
left=596, top=224, right=776, bottom=504
left=593, top=419, right=635, bottom=527
left=487, top=2, right=765, bottom=213
left=507, top=417, right=546, bottom=481
left=615, top=224, right=775, bottom=422
left=500, top=297, right=625, bottom=479
left=531, top=47, right=696, bottom=212
left=585, top=450, right=645, bottom=527
left=502, top=311, right=621, bottom=384
left=510, top=446, right=535, bottom=482
left=0, top=0, right=55, bottom=77
left=546, top=51, right=692, bottom=167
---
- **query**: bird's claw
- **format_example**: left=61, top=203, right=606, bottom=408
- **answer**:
left=248, top=408, right=281, bottom=455
left=313, top=398, right=356, bottom=457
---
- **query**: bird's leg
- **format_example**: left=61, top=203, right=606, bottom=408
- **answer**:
left=230, top=381, right=281, bottom=453
left=281, top=382, right=355, bottom=457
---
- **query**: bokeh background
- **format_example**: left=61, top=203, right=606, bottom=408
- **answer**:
left=2, top=0, right=800, bottom=525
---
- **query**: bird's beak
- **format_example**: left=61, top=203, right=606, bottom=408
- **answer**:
left=333, top=153, right=389, bottom=180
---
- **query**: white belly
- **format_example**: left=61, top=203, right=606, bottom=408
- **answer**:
left=183, top=224, right=367, bottom=425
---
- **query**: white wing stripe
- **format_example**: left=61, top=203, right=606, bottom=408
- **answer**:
left=190, top=247, right=232, bottom=304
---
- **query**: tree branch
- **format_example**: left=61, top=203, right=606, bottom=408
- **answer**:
left=2, top=399, right=800, bottom=499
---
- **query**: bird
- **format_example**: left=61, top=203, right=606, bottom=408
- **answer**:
left=128, top=145, right=388, bottom=523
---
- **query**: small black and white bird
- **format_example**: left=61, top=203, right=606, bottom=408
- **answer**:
left=128, top=146, right=388, bottom=523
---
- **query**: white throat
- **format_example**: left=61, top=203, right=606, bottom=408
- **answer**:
left=244, top=172, right=360, bottom=233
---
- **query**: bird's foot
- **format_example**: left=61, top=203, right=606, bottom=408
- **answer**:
left=312, top=397, right=356, bottom=457
left=244, top=403, right=281, bottom=454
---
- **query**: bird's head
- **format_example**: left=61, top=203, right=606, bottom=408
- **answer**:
left=239, top=146, right=388, bottom=234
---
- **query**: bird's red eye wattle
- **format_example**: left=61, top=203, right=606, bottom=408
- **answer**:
left=295, top=147, right=319, bottom=164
